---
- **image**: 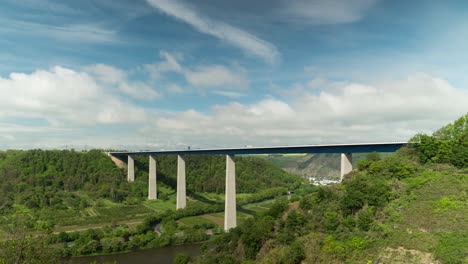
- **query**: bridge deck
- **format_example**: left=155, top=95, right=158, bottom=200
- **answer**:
left=109, top=142, right=407, bottom=159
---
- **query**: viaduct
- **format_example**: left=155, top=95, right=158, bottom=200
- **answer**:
left=108, top=142, right=406, bottom=231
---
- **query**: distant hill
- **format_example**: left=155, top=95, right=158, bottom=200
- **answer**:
left=262, top=153, right=384, bottom=181
left=262, top=154, right=341, bottom=180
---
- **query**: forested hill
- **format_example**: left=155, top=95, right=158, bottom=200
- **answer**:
left=263, top=153, right=342, bottom=180
left=0, top=150, right=301, bottom=212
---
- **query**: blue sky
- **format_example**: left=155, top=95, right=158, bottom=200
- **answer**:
left=0, top=0, right=467, bottom=150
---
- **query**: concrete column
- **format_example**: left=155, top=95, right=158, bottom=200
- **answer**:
left=148, top=155, right=157, bottom=200
left=340, top=153, right=352, bottom=181
left=224, top=155, right=237, bottom=231
left=176, top=155, right=186, bottom=210
left=127, top=155, right=135, bottom=182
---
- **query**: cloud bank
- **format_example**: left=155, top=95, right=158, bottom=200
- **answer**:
left=0, top=64, right=466, bottom=149
left=0, top=65, right=157, bottom=127
left=146, top=73, right=468, bottom=148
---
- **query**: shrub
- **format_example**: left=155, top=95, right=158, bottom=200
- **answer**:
left=434, top=196, right=465, bottom=212
left=288, top=240, right=306, bottom=264
left=357, top=160, right=371, bottom=171
left=347, top=236, right=368, bottom=250
left=357, top=206, right=374, bottom=231
left=173, top=253, right=191, bottom=264
left=434, top=232, right=467, bottom=264
left=341, top=174, right=390, bottom=214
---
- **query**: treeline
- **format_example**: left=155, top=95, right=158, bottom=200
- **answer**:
left=0, top=149, right=126, bottom=213
left=0, top=150, right=301, bottom=213
left=412, top=113, right=467, bottom=168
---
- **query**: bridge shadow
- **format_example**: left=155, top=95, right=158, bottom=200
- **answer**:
left=188, top=191, right=222, bottom=205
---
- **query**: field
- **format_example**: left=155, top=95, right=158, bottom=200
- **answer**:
left=177, top=198, right=278, bottom=228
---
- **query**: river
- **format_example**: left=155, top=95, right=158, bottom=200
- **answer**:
left=67, top=243, right=204, bottom=264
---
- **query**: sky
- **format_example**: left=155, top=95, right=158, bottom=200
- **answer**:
left=0, top=0, right=467, bottom=150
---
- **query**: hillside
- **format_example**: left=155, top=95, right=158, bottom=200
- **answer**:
left=262, top=154, right=341, bottom=180
left=193, top=114, right=468, bottom=264
left=0, top=150, right=303, bottom=260
left=0, top=150, right=301, bottom=234
left=263, top=153, right=391, bottom=181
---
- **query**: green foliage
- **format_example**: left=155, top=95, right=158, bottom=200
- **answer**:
left=341, top=174, right=390, bottom=214
left=0, top=217, right=61, bottom=263
left=0, top=149, right=126, bottom=214
left=356, top=206, right=374, bottom=231
left=434, top=232, right=467, bottom=264
left=241, top=216, right=275, bottom=259
left=286, top=210, right=305, bottom=233
left=412, top=113, right=468, bottom=168
left=287, top=239, right=306, bottom=264
left=433, top=195, right=465, bottom=212
left=265, top=198, right=288, bottom=219
left=323, top=211, right=339, bottom=231
left=346, top=236, right=368, bottom=250
left=451, top=132, right=468, bottom=168
left=173, top=253, right=191, bottom=264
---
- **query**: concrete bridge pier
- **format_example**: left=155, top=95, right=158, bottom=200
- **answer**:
left=148, top=155, right=157, bottom=200
left=127, top=155, right=135, bottom=182
left=340, top=153, right=352, bottom=181
left=224, top=154, right=237, bottom=231
left=176, top=155, right=186, bottom=209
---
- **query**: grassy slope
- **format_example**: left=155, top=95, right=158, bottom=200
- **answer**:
left=196, top=152, right=466, bottom=264
left=177, top=198, right=279, bottom=228
left=298, top=164, right=468, bottom=263
left=376, top=167, right=467, bottom=263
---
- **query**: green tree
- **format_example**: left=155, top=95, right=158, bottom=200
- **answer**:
left=173, top=253, right=191, bottom=264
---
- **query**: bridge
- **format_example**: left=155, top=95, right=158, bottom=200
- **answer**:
left=108, top=142, right=406, bottom=231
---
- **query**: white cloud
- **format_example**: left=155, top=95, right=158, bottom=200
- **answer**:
left=145, top=51, right=249, bottom=92
left=144, top=73, right=468, bottom=148
left=212, top=90, right=246, bottom=98
left=87, top=64, right=161, bottom=100
left=86, top=64, right=127, bottom=84
left=144, top=51, right=184, bottom=80
left=281, top=0, right=377, bottom=24
left=145, top=0, right=280, bottom=64
left=0, top=66, right=149, bottom=127
left=167, top=84, right=184, bottom=94
left=0, top=134, right=15, bottom=141
left=0, top=18, right=118, bottom=43
left=185, top=65, right=248, bottom=89
left=119, top=82, right=160, bottom=100
left=2, top=66, right=466, bottom=150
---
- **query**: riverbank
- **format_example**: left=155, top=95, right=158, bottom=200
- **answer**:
left=66, top=242, right=205, bottom=264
